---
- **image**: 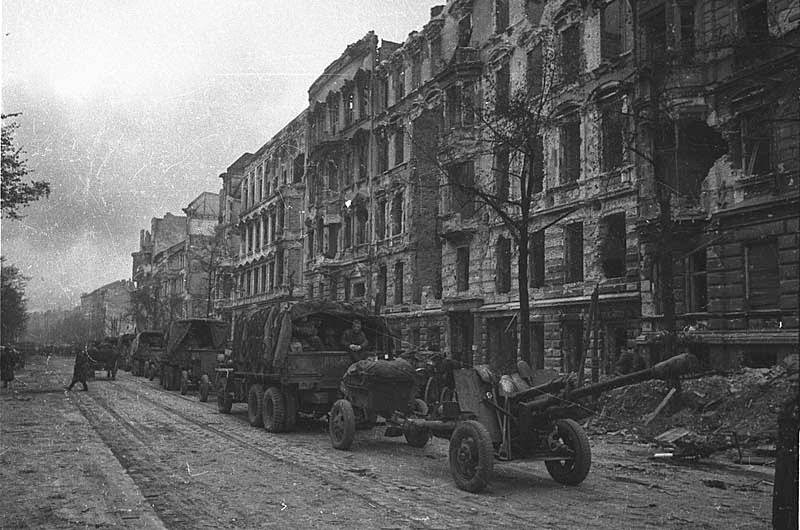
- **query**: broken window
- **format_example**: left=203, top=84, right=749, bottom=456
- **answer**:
left=493, top=147, right=509, bottom=202
left=560, top=25, right=580, bottom=84
left=391, top=191, right=403, bottom=236
left=495, top=63, right=510, bottom=111
left=679, top=4, right=695, bottom=59
left=380, top=75, right=390, bottom=112
left=376, top=197, right=387, bottom=240
left=446, top=84, right=461, bottom=128
left=308, top=281, right=314, bottom=299
left=316, top=218, right=324, bottom=253
left=276, top=249, right=284, bottom=287
left=532, top=134, right=544, bottom=193
left=359, top=82, right=369, bottom=121
left=329, top=95, right=339, bottom=134
left=430, top=36, right=442, bottom=75
left=277, top=202, right=285, bottom=235
left=377, top=264, right=387, bottom=310
left=526, top=43, right=543, bottom=98
left=529, top=229, right=545, bottom=288
left=269, top=212, right=277, bottom=243
left=356, top=206, right=368, bottom=245
left=378, top=135, right=389, bottom=173
left=496, top=236, right=511, bottom=293
left=394, top=261, right=404, bottom=304
left=343, top=276, right=351, bottom=301
left=395, top=68, right=405, bottom=102
left=601, top=97, right=624, bottom=172
left=268, top=261, right=275, bottom=291
left=559, top=111, right=581, bottom=184
left=745, top=240, right=779, bottom=309
left=564, top=222, right=584, bottom=283
left=456, top=246, right=470, bottom=292
left=736, top=114, right=772, bottom=175
left=343, top=213, right=353, bottom=249
left=684, top=248, right=707, bottom=312
left=353, top=282, right=366, bottom=298
left=741, top=0, right=769, bottom=41
left=394, top=126, right=405, bottom=165
left=327, top=161, right=338, bottom=190
left=325, top=223, right=338, bottom=258
left=642, top=7, right=666, bottom=64
left=600, top=213, right=626, bottom=278
left=601, top=0, right=626, bottom=60
left=428, top=326, right=441, bottom=351
left=307, top=229, right=315, bottom=259
left=434, top=241, right=443, bottom=298
left=293, top=154, right=304, bottom=183
left=458, top=14, right=472, bottom=47
left=495, top=0, right=509, bottom=33
left=449, top=161, right=475, bottom=218
left=344, top=89, right=355, bottom=127
left=357, top=138, right=368, bottom=180
left=329, top=274, right=338, bottom=300
left=411, top=52, right=422, bottom=90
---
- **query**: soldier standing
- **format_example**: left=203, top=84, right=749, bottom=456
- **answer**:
left=67, top=348, right=91, bottom=391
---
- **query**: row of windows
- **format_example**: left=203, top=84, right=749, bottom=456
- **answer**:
left=242, top=153, right=304, bottom=211
left=237, top=253, right=284, bottom=297
left=240, top=207, right=284, bottom=256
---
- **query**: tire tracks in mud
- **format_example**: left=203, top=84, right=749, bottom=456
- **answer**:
left=109, top=377, right=541, bottom=529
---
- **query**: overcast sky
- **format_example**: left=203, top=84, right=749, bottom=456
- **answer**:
left=2, top=0, right=435, bottom=311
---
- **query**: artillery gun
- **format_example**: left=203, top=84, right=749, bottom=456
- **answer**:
left=330, top=353, right=696, bottom=493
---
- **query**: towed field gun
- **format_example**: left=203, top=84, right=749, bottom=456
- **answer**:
left=330, top=353, right=697, bottom=493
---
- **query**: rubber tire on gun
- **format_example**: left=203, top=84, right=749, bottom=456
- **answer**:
left=544, top=418, right=591, bottom=486
left=448, top=420, right=494, bottom=493
left=262, top=386, right=286, bottom=432
left=247, top=384, right=264, bottom=427
left=329, top=399, right=356, bottom=450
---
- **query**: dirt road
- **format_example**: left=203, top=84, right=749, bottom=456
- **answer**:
left=1, top=355, right=775, bottom=529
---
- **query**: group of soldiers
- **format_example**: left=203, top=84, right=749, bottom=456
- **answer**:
left=292, top=318, right=370, bottom=360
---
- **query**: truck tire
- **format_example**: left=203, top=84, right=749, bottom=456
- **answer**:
left=217, top=377, right=232, bottom=414
left=199, top=374, right=210, bottom=402
left=449, top=420, right=494, bottom=493
left=262, top=386, right=286, bottom=432
left=180, top=371, right=189, bottom=395
left=329, top=399, right=356, bottom=450
left=247, top=384, right=264, bottom=427
left=544, top=419, right=591, bottom=486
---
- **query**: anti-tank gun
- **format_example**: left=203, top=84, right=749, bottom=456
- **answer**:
left=337, top=353, right=697, bottom=493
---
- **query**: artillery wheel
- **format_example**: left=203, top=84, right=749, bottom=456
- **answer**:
left=544, top=419, right=591, bottom=486
left=216, top=377, right=232, bottom=414
left=403, top=422, right=430, bottom=448
left=199, top=375, right=210, bottom=402
left=329, top=399, right=356, bottom=450
left=247, top=384, right=264, bottom=427
left=262, top=386, right=286, bottom=432
left=180, top=371, right=189, bottom=395
left=449, top=420, right=494, bottom=493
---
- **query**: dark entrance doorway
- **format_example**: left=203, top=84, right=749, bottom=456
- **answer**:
left=449, top=312, right=473, bottom=367
left=487, top=317, right=518, bottom=374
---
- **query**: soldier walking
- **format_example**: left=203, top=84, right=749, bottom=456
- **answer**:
left=67, top=348, right=92, bottom=391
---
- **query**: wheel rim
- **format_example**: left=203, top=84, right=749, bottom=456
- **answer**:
left=330, top=407, right=345, bottom=442
left=455, top=436, right=478, bottom=478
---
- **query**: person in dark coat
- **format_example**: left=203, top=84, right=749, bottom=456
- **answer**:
left=1, top=346, right=17, bottom=389
left=341, top=319, right=369, bottom=361
left=67, top=349, right=92, bottom=391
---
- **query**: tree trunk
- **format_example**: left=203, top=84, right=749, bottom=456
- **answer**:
left=517, top=220, right=531, bottom=369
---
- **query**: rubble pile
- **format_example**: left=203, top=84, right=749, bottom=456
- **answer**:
left=590, top=355, right=798, bottom=453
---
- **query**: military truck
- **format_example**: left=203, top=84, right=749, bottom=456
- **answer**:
left=116, top=333, right=136, bottom=371
left=159, top=318, right=229, bottom=401
left=130, top=330, right=165, bottom=379
left=87, top=337, right=120, bottom=379
left=216, top=301, right=392, bottom=432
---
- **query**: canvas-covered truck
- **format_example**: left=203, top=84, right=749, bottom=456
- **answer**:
left=86, top=337, right=120, bottom=379
left=216, top=301, right=393, bottom=432
left=159, top=318, right=229, bottom=401
left=130, top=330, right=165, bottom=379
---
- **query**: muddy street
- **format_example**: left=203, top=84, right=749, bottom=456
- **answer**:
left=0, top=355, right=777, bottom=529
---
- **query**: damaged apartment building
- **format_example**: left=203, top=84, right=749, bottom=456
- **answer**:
left=211, top=0, right=797, bottom=373
left=131, top=192, right=220, bottom=329
left=222, top=112, right=308, bottom=321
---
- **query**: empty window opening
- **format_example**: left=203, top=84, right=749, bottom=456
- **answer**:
left=449, top=161, right=475, bottom=217
left=391, top=192, right=404, bottom=236
left=601, top=0, right=626, bottom=59
left=496, top=237, right=512, bottom=293
left=526, top=43, right=543, bottom=97
left=560, top=25, right=580, bottom=84
left=456, top=246, right=470, bottom=292
left=600, top=213, right=626, bottom=278
left=394, top=261, right=404, bottom=304
left=601, top=98, right=624, bottom=172
left=529, top=229, right=545, bottom=288
left=495, top=63, right=510, bottom=110
left=530, top=321, right=545, bottom=369
left=741, top=0, right=769, bottom=41
left=495, top=0, right=509, bottom=33
left=685, top=248, right=707, bottom=312
left=394, top=126, right=405, bottom=165
left=565, top=222, right=584, bottom=283
left=562, top=320, right=583, bottom=374
left=560, top=112, right=581, bottom=184
left=494, top=147, right=509, bottom=201
left=745, top=240, right=779, bottom=309
left=376, top=197, right=387, bottom=240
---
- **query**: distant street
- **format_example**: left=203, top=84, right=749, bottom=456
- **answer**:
left=1, top=355, right=775, bottom=529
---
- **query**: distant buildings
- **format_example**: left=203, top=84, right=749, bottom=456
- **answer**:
left=79, top=280, right=135, bottom=340
left=131, top=0, right=799, bottom=371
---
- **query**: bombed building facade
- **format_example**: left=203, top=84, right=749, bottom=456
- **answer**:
left=139, top=0, right=797, bottom=372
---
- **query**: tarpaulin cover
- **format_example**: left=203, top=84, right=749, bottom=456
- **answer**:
left=344, top=358, right=415, bottom=383
left=166, top=319, right=229, bottom=361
